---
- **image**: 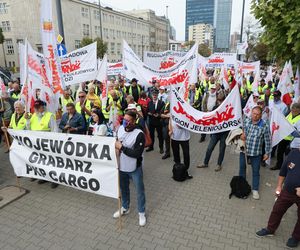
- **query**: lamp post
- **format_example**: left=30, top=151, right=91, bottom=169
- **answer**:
left=239, top=0, right=246, bottom=61
left=56, top=0, right=65, bottom=45
left=98, top=0, right=103, bottom=40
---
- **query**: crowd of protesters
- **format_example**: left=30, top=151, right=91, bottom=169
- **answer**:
left=1, top=66, right=300, bottom=246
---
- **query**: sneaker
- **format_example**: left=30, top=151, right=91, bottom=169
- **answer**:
left=252, top=190, right=260, bottom=200
left=197, top=164, right=208, bottom=168
left=256, top=228, right=274, bottom=237
left=215, top=165, right=222, bottom=172
left=139, top=212, right=146, bottom=227
left=113, top=207, right=130, bottom=218
left=287, top=237, right=299, bottom=248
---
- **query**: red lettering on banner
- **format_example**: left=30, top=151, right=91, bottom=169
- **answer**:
left=150, top=69, right=189, bottom=87
left=109, top=62, right=123, bottom=68
left=61, top=59, right=81, bottom=73
left=47, top=45, right=63, bottom=93
left=208, top=57, right=224, bottom=64
left=159, top=57, right=176, bottom=70
left=173, top=101, right=235, bottom=126
left=27, top=55, right=50, bottom=88
left=271, top=122, right=280, bottom=137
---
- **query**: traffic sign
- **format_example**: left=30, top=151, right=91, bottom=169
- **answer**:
left=57, top=43, right=67, bottom=56
left=57, top=34, right=64, bottom=44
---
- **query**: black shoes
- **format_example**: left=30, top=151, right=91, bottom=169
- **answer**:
left=51, top=183, right=59, bottom=189
left=162, top=154, right=170, bottom=160
left=146, top=147, right=154, bottom=152
left=270, top=166, right=280, bottom=170
left=159, top=149, right=164, bottom=154
left=37, top=180, right=47, bottom=184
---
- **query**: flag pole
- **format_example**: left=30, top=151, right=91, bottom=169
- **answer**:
left=1, top=98, right=22, bottom=192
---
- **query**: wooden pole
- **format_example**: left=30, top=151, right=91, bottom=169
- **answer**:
left=116, top=146, right=122, bottom=231
left=1, top=97, right=22, bottom=192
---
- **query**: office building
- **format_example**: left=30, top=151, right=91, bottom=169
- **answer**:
left=0, top=0, right=170, bottom=69
left=188, top=23, right=214, bottom=50
left=185, top=0, right=232, bottom=52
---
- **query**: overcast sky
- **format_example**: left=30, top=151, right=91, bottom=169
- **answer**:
left=99, top=0, right=253, bottom=41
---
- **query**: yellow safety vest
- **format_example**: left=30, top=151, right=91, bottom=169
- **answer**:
left=129, top=85, right=141, bottom=96
left=9, top=113, right=27, bottom=130
left=30, top=112, right=53, bottom=131
left=102, top=95, right=111, bottom=120
left=107, top=97, right=123, bottom=116
left=75, top=100, right=91, bottom=120
left=285, top=113, right=300, bottom=141
left=247, top=80, right=252, bottom=92
left=11, top=92, right=20, bottom=100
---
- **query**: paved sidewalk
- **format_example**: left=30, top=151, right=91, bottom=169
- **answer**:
left=0, top=135, right=297, bottom=250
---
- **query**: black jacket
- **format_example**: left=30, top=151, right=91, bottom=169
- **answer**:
left=147, top=100, right=165, bottom=126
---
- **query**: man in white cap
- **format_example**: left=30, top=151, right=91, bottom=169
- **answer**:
left=158, top=86, right=168, bottom=103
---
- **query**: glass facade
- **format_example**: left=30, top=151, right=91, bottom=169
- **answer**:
left=215, top=0, right=232, bottom=51
left=185, top=0, right=232, bottom=51
left=185, top=0, right=215, bottom=41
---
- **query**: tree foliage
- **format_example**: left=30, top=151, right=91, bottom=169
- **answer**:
left=252, top=42, right=270, bottom=65
left=0, top=28, right=4, bottom=44
left=198, top=43, right=211, bottom=57
left=80, top=37, right=107, bottom=59
left=251, top=0, right=300, bottom=64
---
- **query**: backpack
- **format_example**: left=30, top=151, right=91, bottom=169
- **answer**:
left=172, top=163, right=188, bottom=182
left=229, top=176, right=251, bottom=199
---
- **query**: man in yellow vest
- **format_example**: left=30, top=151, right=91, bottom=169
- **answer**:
left=7, top=101, right=26, bottom=130
left=271, top=103, right=300, bottom=170
left=10, top=83, right=21, bottom=102
left=75, top=91, right=92, bottom=122
left=59, top=89, right=74, bottom=113
left=25, top=100, right=57, bottom=187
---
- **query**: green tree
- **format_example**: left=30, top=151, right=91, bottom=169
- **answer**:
left=198, top=43, right=211, bottom=57
left=252, top=42, right=270, bottom=65
left=251, top=0, right=300, bottom=65
left=80, top=37, right=107, bottom=58
left=94, top=37, right=108, bottom=59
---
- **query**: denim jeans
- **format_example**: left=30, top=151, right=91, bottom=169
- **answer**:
left=239, top=152, right=261, bottom=191
left=204, top=132, right=228, bottom=166
left=119, top=167, right=146, bottom=213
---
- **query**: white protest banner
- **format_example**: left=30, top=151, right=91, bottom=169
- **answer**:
left=9, top=130, right=118, bottom=199
left=202, top=53, right=237, bottom=68
left=96, top=54, right=108, bottom=100
left=108, top=62, right=124, bottom=76
left=143, top=50, right=187, bottom=70
left=269, top=106, right=295, bottom=147
left=123, top=40, right=198, bottom=87
left=243, top=95, right=255, bottom=117
left=19, top=41, right=27, bottom=87
left=62, top=43, right=97, bottom=86
left=294, top=67, right=300, bottom=100
left=170, top=84, right=242, bottom=133
left=237, top=41, right=248, bottom=55
left=237, top=60, right=260, bottom=74
left=40, top=0, right=65, bottom=93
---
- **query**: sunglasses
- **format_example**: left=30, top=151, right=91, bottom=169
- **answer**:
left=78, top=96, right=85, bottom=98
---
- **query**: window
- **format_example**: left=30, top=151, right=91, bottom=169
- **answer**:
left=116, top=17, right=121, bottom=25
left=36, top=44, right=43, bottom=53
left=110, top=29, right=114, bottom=39
left=1, top=21, right=10, bottom=32
left=122, top=18, right=126, bottom=26
left=103, top=13, right=108, bottom=22
left=93, top=10, right=100, bottom=20
left=81, top=7, right=88, bottom=18
left=75, top=40, right=81, bottom=49
left=82, top=24, right=90, bottom=36
left=109, top=15, right=114, bottom=24
left=5, top=39, right=14, bottom=55
left=16, top=39, right=24, bottom=45
left=117, top=43, right=121, bottom=55
left=104, top=28, right=109, bottom=38
left=116, top=31, right=121, bottom=38
left=0, top=2, right=8, bottom=14
left=110, top=42, right=115, bottom=54
left=95, top=26, right=101, bottom=36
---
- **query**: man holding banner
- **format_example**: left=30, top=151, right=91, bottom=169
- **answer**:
left=115, top=110, right=146, bottom=226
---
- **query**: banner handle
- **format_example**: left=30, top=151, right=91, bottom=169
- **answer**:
left=1, top=117, right=22, bottom=192
left=116, top=147, right=122, bottom=231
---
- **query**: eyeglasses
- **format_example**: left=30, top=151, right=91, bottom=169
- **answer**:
left=78, top=96, right=85, bottom=98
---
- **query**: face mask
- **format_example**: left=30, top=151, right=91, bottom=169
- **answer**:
left=122, top=119, right=129, bottom=128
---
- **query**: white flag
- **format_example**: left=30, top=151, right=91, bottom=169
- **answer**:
left=243, top=94, right=255, bottom=117
left=265, top=66, right=273, bottom=83
left=270, top=106, right=295, bottom=147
